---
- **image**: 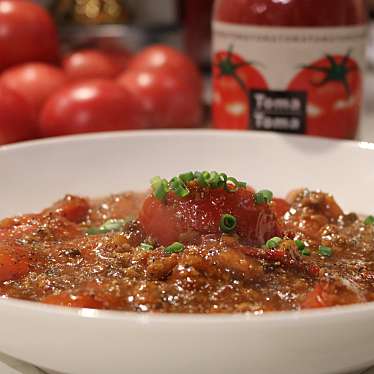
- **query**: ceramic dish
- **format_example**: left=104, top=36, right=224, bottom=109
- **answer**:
left=0, top=130, right=374, bottom=374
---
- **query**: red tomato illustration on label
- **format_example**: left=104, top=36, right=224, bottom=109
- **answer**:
left=213, top=47, right=268, bottom=130
left=288, top=52, right=362, bottom=139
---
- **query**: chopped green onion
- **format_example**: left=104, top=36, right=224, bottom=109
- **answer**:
left=364, top=215, right=374, bottom=225
left=207, top=171, right=221, bottom=188
left=101, top=219, right=126, bottom=232
left=195, top=171, right=209, bottom=187
left=255, top=190, right=273, bottom=204
left=319, top=245, right=333, bottom=257
left=86, top=227, right=103, bottom=235
left=219, top=173, right=227, bottom=183
left=220, top=214, right=237, bottom=233
left=225, top=177, right=240, bottom=192
left=179, top=171, right=194, bottom=183
left=170, top=177, right=190, bottom=197
left=86, top=218, right=128, bottom=235
left=265, top=237, right=282, bottom=249
left=151, top=176, right=169, bottom=201
left=151, top=171, right=247, bottom=199
left=295, top=239, right=305, bottom=251
left=139, top=243, right=154, bottom=251
left=300, top=248, right=311, bottom=256
left=165, top=242, right=185, bottom=254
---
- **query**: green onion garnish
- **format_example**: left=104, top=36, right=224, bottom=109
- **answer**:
left=194, top=171, right=207, bottom=187
left=165, top=242, right=185, bottom=254
left=255, top=190, right=273, bottom=204
left=220, top=214, right=237, bottom=233
left=86, top=227, right=103, bottom=235
left=300, top=248, right=311, bottom=256
left=151, top=171, right=247, bottom=201
left=265, top=237, right=282, bottom=249
left=219, top=173, right=227, bottom=183
left=151, top=176, right=169, bottom=201
left=101, top=219, right=126, bottom=232
left=319, top=245, right=333, bottom=257
left=364, top=215, right=374, bottom=225
left=170, top=177, right=190, bottom=197
left=225, top=177, right=240, bottom=192
left=86, top=218, right=128, bottom=235
left=207, top=171, right=221, bottom=188
left=295, top=239, right=305, bottom=251
left=179, top=171, right=194, bottom=183
left=139, top=243, right=154, bottom=251
left=200, top=171, right=212, bottom=187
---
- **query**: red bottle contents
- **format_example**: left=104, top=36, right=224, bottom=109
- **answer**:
left=212, top=0, right=368, bottom=139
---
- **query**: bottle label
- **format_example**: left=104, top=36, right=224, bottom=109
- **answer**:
left=212, top=21, right=368, bottom=138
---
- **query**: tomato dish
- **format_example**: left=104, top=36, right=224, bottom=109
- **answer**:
left=1, top=172, right=373, bottom=313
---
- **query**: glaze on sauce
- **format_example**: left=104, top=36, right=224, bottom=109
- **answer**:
left=0, top=181, right=373, bottom=313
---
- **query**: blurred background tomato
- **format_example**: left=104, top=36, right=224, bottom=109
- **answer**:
left=0, top=0, right=213, bottom=144
left=0, top=85, right=35, bottom=145
left=0, top=1, right=59, bottom=70
left=0, top=0, right=373, bottom=145
left=39, top=79, right=147, bottom=136
left=0, top=63, right=67, bottom=121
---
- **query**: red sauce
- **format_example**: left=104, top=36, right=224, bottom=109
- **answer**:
left=0, top=181, right=374, bottom=313
left=212, top=0, right=368, bottom=139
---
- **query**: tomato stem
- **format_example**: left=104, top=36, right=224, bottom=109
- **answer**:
left=301, top=50, right=357, bottom=97
left=214, top=45, right=252, bottom=94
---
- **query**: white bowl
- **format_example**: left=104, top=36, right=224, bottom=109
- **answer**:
left=0, top=130, right=374, bottom=374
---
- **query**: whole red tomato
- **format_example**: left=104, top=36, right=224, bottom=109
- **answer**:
left=39, top=80, right=147, bottom=137
left=0, top=84, right=35, bottom=145
left=118, top=68, right=202, bottom=129
left=0, top=63, right=66, bottom=120
left=0, top=1, right=59, bottom=71
left=101, top=49, right=132, bottom=74
left=63, top=49, right=122, bottom=81
left=139, top=182, right=280, bottom=246
left=288, top=53, right=362, bottom=139
left=213, top=49, right=268, bottom=130
left=128, top=44, right=202, bottom=96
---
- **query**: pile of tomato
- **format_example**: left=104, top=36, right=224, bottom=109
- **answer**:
left=0, top=1, right=203, bottom=145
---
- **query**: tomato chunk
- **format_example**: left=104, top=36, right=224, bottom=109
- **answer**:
left=139, top=183, right=281, bottom=246
left=302, top=279, right=364, bottom=309
left=42, top=292, right=104, bottom=309
left=0, top=213, right=82, bottom=243
left=46, top=195, right=90, bottom=223
left=271, top=198, right=291, bottom=219
left=0, top=244, right=29, bottom=281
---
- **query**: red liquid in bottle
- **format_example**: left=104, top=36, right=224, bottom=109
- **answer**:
left=212, top=0, right=368, bottom=139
